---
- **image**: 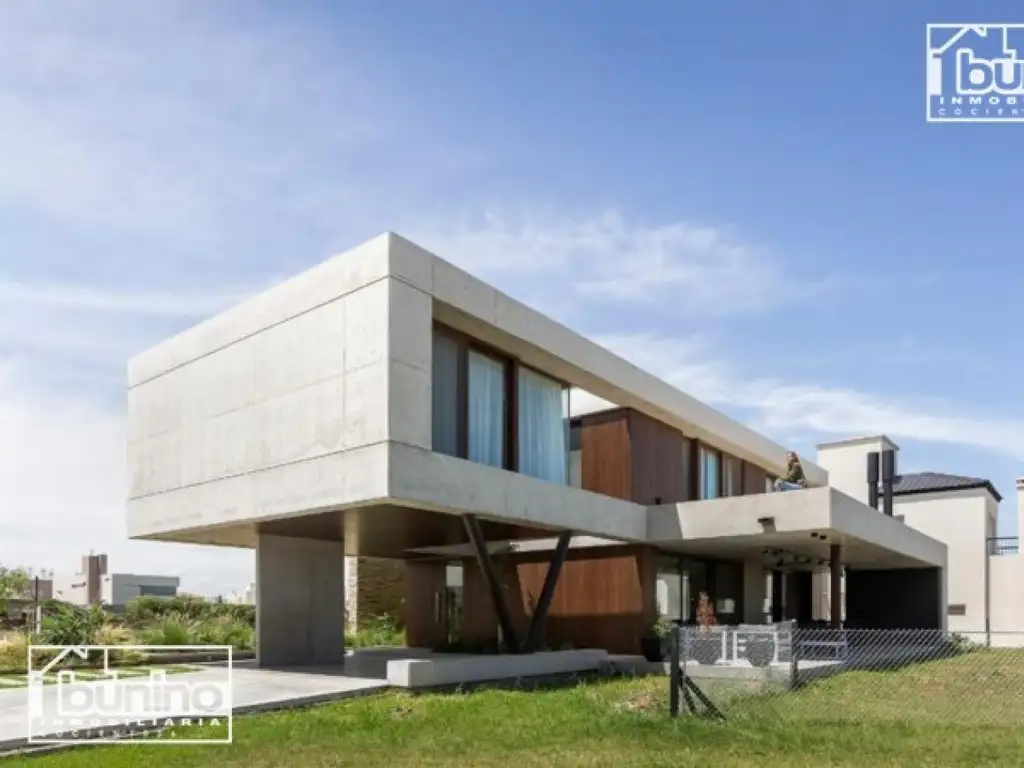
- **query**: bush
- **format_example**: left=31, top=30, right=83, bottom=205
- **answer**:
left=0, top=634, right=28, bottom=671
left=346, top=614, right=405, bottom=648
left=40, top=603, right=105, bottom=646
left=138, top=613, right=254, bottom=650
left=125, top=596, right=254, bottom=626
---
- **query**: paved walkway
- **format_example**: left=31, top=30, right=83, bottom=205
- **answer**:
left=0, top=658, right=390, bottom=751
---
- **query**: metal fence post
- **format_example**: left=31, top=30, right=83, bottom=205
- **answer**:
left=790, top=626, right=800, bottom=691
left=669, top=622, right=681, bottom=717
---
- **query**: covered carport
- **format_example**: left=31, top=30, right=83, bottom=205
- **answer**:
left=646, top=486, right=949, bottom=630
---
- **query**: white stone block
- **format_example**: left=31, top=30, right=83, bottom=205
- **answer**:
left=386, top=650, right=608, bottom=689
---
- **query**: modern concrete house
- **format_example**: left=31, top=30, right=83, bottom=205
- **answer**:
left=126, top=233, right=949, bottom=665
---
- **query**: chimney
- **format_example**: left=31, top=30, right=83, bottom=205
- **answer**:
left=881, top=449, right=896, bottom=516
left=867, top=452, right=880, bottom=510
left=1017, top=478, right=1024, bottom=541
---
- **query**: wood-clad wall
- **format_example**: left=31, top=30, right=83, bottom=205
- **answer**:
left=580, top=410, right=632, bottom=500
left=579, top=408, right=689, bottom=505
left=742, top=461, right=769, bottom=495
left=402, top=560, right=448, bottom=648
left=629, top=411, right=685, bottom=505
left=460, top=545, right=658, bottom=654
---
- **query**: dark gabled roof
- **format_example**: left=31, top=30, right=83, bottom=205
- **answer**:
left=891, top=472, right=1002, bottom=502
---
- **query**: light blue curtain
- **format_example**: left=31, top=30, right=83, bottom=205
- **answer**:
left=432, top=333, right=460, bottom=457
left=517, top=367, right=568, bottom=484
left=702, top=448, right=720, bottom=499
left=467, top=351, right=505, bottom=468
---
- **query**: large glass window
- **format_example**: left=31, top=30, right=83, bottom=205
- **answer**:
left=432, top=332, right=461, bottom=457
left=467, top=350, right=506, bottom=468
left=432, top=325, right=570, bottom=484
left=517, top=366, right=569, bottom=484
left=700, top=446, right=721, bottom=499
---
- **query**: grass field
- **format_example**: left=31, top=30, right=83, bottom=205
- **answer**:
left=12, top=652, right=1024, bottom=767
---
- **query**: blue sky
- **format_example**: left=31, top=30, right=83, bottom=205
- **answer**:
left=1, top=1, right=1021, bottom=594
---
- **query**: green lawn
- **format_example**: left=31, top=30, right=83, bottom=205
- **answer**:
left=12, top=652, right=1024, bottom=767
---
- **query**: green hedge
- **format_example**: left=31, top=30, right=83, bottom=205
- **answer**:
left=124, top=596, right=255, bottom=626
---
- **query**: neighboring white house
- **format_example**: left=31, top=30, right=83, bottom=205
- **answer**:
left=818, top=437, right=1024, bottom=646
left=52, top=553, right=180, bottom=608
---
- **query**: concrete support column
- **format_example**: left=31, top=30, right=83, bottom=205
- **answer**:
left=829, top=544, right=843, bottom=629
left=742, top=559, right=767, bottom=623
left=256, top=534, right=346, bottom=667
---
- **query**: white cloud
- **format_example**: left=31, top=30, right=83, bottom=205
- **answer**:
left=0, top=279, right=270, bottom=319
left=0, top=1, right=389, bottom=246
left=593, top=332, right=1024, bottom=462
left=406, top=209, right=833, bottom=317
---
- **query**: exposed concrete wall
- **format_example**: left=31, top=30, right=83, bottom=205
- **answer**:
left=255, top=534, right=345, bottom=666
left=127, top=237, right=427, bottom=538
left=816, top=435, right=899, bottom=506
left=895, top=489, right=991, bottom=634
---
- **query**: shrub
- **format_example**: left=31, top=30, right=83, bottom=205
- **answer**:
left=346, top=614, right=405, bottom=648
left=193, top=616, right=255, bottom=650
left=40, top=603, right=105, bottom=646
left=0, top=634, right=28, bottom=671
left=95, top=625, right=134, bottom=646
left=124, top=596, right=255, bottom=627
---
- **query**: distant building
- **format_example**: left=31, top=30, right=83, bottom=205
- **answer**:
left=52, top=553, right=180, bottom=608
left=226, top=582, right=256, bottom=605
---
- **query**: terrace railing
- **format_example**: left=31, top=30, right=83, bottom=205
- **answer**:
left=988, top=537, right=1020, bottom=556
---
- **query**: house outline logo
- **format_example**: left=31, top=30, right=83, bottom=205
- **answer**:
left=926, top=23, right=1024, bottom=122
left=26, top=644, right=233, bottom=746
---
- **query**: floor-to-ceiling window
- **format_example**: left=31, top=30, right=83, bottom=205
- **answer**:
left=431, top=325, right=569, bottom=483
left=517, top=366, right=569, bottom=484
left=700, top=446, right=721, bottom=500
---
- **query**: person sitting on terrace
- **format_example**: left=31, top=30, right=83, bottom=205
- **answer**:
left=774, top=452, right=807, bottom=491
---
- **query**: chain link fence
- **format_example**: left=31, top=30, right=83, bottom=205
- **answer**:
left=667, top=625, right=1024, bottom=727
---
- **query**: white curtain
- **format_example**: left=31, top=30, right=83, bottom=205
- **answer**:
left=432, top=333, right=460, bottom=457
left=701, top=448, right=720, bottom=499
left=517, top=367, right=568, bottom=484
left=467, top=351, right=505, bottom=468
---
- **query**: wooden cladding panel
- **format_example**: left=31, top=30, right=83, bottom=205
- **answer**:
left=460, top=545, right=658, bottom=654
left=580, top=410, right=632, bottom=501
left=628, top=411, right=684, bottom=505
left=402, top=560, right=448, bottom=648
left=743, top=461, right=769, bottom=495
